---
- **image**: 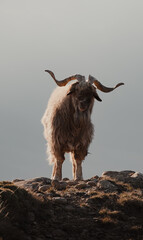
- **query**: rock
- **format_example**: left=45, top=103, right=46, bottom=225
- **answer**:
left=97, top=180, right=117, bottom=192
left=101, top=171, right=143, bottom=189
left=87, top=179, right=98, bottom=187
left=102, top=170, right=135, bottom=178
left=62, top=178, right=69, bottom=181
left=59, top=181, right=67, bottom=190
left=38, top=185, right=50, bottom=192
left=45, top=192, right=55, bottom=197
left=13, top=177, right=51, bottom=191
left=12, top=179, right=25, bottom=182
left=101, top=170, right=135, bottom=181
left=24, top=183, right=39, bottom=192
left=66, top=180, right=78, bottom=186
left=75, top=192, right=86, bottom=197
left=65, top=205, right=75, bottom=211
left=51, top=180, right=60, bottom=189
left=51, top=180, right=67, bottom=190
left=87, top=188, right=97, bottom=195
left=37, top=193, right=44, bottom=198
left=91, top=175, right=99, bottom=180
left=75, top=183, right=89, bottom=189
left=26, top=177, right=51, bottom=185
left=131, top=172, right=143, bottom=179
left=53, top=197, right=67, bottom=204
left=102, top=171, right=119, bottom=178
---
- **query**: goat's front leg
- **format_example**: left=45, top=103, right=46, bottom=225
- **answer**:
left=71, top=149, right=88, bottom=180
left=75, top=160, right=83, bottom=180
left=70, top=152, right=76, bottom=179
left=51, top=156, right=64, bottom=181
left=71, top=151, right=86, bottom=180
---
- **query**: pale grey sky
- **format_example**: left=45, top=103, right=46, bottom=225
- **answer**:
left=0, top=0, right=143, bottom=180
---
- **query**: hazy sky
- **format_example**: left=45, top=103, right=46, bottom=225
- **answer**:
left=1, top=0, right=143, bottom=181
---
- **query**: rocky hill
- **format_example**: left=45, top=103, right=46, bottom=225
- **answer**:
left=0, top=171, right=143, bottom=240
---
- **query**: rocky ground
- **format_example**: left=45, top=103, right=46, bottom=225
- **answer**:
left=0, top=171, right=143, bottom=240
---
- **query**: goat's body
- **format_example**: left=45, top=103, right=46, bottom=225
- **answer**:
left=42, top=70, right=123, bottom=180
left=41, top=85, right=94, bottom=180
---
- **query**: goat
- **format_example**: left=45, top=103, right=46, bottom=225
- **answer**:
left=41, top=70, right=124, bottom=180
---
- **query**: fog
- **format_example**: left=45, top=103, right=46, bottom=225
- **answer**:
left=0, top=0, right=143, bottom=180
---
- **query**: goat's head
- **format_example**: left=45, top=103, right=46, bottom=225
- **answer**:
left=67, top=81, right=101, bottom=112
left=45, top=70, right=124, bottom=112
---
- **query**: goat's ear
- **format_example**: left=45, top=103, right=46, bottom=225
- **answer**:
left=67, top=82, right=78, bottom=96
left=93, top=91, right=102, bottom=102
left=67, top=90, right=74, bottom=96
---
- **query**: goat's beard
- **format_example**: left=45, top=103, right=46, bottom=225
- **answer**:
left=73, top=107, right=91, bottom=128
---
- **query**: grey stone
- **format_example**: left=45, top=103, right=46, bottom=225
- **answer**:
left=13, top=177, right=51, bottom=191
left=101, top=170, right=135, bottom=182
left=97, top=180, right=117, bottom=192
left=26, top=177, right=51, bottom=184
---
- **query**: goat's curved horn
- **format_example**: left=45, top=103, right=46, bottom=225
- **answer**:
left=45, top=70, right=84, bottom=86
left=88, top=75, right=124, bottom=93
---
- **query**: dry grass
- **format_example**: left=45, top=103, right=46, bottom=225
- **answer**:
left=117, top=191, right=143, bottom=206
left=101, top=216, right=118, bottom=225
